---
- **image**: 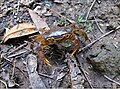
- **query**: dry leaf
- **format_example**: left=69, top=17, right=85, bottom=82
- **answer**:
left=28, top=9, right=50, bottom=34
left=26, top=54, right=47, bottom=89
left=2, top=23, right=37, bottom=42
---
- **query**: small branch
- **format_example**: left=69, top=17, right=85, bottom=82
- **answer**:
left=16, top=0, right=20, bottom=22
left=7, top=50, right=29, bottom=58
left=7, top=42, right=28, bottom=56
left=116, top=25, right=120, bottom=30
left=66, top=53, right=85, bottom=89
left=104, top=75, right=120, bottom=86
left=2, top=56, right=28, bottom=79
left=86, top=0, right=97, bottom=20
left=66, top=53, right=94, bottom=89
left=0, top=79, right=8, bottom=89
left=74, top=55, right=94, bottom=89
left=15, top=67, right=28, bottom=79
left=48, top=8, right=75, bottom=24
left=79, top=67, right=94, bottom=89
left=78, top=30, right=116, bottom=53
left=80, top=19, right=103, bottom=23
left=93, top=16, right=104, bottom=33
left=38, top=73, right=54, bottom=80
left=112, top=31, right=117, bottom=39
left=11, top=60, right=16, bottom=79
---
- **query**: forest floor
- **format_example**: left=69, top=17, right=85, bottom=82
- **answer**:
left=0, top=0, right=120, bottom=89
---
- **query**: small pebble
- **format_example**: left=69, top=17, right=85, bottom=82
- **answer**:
left=20, top=0, right=34, bottom=6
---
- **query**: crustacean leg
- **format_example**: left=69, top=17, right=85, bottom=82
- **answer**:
left=71, top=35, right=81, bottom=56
left=38, top=48, right=52, bottom=66
left=35, top=35, right=52, bottom=66
left=63, top=33, right=81, bottom=56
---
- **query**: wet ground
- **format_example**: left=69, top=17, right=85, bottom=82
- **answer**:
left=0, top=0, right=120, bottom=89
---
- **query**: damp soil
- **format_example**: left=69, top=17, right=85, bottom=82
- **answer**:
left=0, top=0, right=120, bottom=89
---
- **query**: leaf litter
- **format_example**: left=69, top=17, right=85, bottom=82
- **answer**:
left=2, top=23, right=37, bottom=42
left=0, top=0, right=120, bottom=89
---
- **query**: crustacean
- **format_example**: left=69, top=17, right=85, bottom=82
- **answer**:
left=34, top=24, right=89, bottom=65
left=28, top=9, right=89, bottom=65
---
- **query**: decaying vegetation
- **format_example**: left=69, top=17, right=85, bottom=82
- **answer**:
left=0, top=0, right=120, bottom=89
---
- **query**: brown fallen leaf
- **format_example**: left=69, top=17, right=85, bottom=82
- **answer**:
left=28, top=9, right=50, bottom=34
left=26, top=54, right=47, bottom=89
left=2, top=23, right=37, bottom=42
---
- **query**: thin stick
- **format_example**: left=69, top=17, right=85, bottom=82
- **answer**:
left=104, top=75, right=120, bottom=86
left=79, top=67, right=94, bottom=89
left=38, top=73, right=54, bottom=80
left=7, top=42, right=28, bottom=56
left=112, top=26, right=120, bottom=39
left=80, top=19, right=103, bottom=23
left=11, top=60, right=16, bottom=79
left=7, top=50, right=29, bottom=58
left=16, top=0, right=20, bottom=22
left=2, top=56, right=28, bottom=79
left=49, top=8, right=103, bottom=24
left=15, top=67, right=28, bottom=79
left=85, top=0, right=97, bottom=20
left=93, top=16, right=104, bottom=33
left=66, top=54, right=85, bottom=89
left=74, top=55, right=94, bottom=89
left=112, top=31, right=117, bottom=39
left=78, top=30, right=115, bottom=53
left=0, top=79, right=8, bottom=89
left=48, top=8, right=75, bottom=23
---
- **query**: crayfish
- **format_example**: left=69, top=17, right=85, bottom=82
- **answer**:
left=34, top=24, right=90, bottom=65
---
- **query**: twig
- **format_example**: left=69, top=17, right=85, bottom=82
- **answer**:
left=0, top=79, right=8, bottom=89
left=79, top=67, right=94, bottom=89
left=78, top=30, right=116, bottom=53
left=2, top=56, right=28, bottom=79
left=112, top=31, right=117, bottom=39
left=48, top=8, right=103, bottom=24
left=79, top=26, right=120, bottom=52
left=11, top=60, right=16, bottom=79
left=2, top=54, right=12, bottom=62
left=80, top=19, right=103, bottom=23
left=93, top=16, right=104, bottom=33
left=7, top=42, right=28, bottom=56
left=15, top=67, right=28, bottom=79
left=116, top=25, right=120, bottom=30
left=16, top=0, right=20, bottom=22
left=66, top=53, right=85, bottom=89
left=7, top=50, right=29, bottom=58
left=112, top=42, right=118, bottom=48
left=85, top=0, right=97, bottom=20
left=74, top=55, right=94, bottom=89
left=48, top=8, right=75, bottom=23
left=104, top=75, right=120, bottom=86
left=38, top=73, right=54, bottom=80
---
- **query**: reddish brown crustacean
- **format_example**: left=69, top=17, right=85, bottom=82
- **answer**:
left=35, top=24, right=89, bottom=55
